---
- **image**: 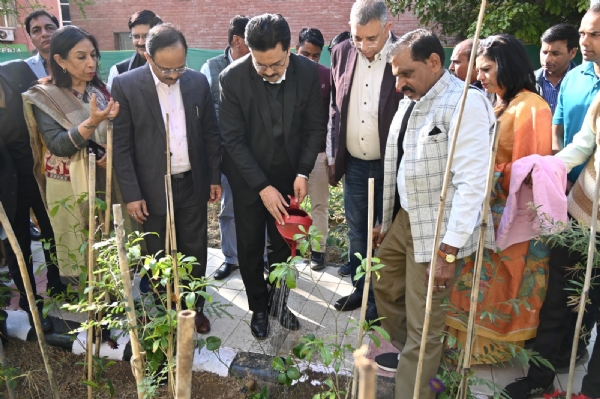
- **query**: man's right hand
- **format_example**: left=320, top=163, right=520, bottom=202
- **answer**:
left=127, top=200, right=149, bottom=224
left=372, top=224, right=386, bottom=249
left=259, top=186, right=289, bottom=225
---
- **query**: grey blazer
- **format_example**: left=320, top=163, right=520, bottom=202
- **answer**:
left=111, top=64, right=221, bottom=216
left=25, top=54, right=47, bottom=79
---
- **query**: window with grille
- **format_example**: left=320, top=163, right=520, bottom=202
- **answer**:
left=115, top=32, right=134, bottom=50
left=0, top=1, right=17, bottom=27
left=60, top=0, right=71, bottom=25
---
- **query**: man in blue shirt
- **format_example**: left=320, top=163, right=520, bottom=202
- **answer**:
left=535, top=23, right=578, bottom=115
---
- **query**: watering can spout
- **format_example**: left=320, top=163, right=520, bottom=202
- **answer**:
left=277, top=197, right=312, bottom=257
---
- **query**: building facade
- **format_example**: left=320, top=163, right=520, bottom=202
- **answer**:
left=69, top=0, right=421, bottom=50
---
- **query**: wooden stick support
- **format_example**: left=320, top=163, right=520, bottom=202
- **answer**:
left=413, top=2, right=488, bottom=397
left=113, top=204, right=145, bottom=399
left=353, top=345, right=377, bottom=399
left=351, top=178, right=375, bottom=399
left=86, top=153, right=96, bottom=399
left=103, top=120, right=113, bottom=236
left=0, top=203, right=61, bottom=399
left=164, top=113, right=181, bottom=307
left=458, top=121, right=501, bottom=399
left=565, top=157, right=600, bottom=398
left=175, top=310, right=196, bottom=399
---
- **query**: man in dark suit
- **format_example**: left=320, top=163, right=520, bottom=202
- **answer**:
left=0, top=60, right=64, bottom=332
left=112, top=24, right=221, bottom=333
left=106, top=10, right=162, bottom=89
left=328, top=0, right=402, bottom=324
left=219, top=14, right=325, bottom=339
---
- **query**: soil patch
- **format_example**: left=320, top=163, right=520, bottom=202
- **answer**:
left=0, top=340, right=341, bottom=398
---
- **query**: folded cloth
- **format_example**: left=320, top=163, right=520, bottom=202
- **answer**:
left=496, top=154, right=568, bottom=250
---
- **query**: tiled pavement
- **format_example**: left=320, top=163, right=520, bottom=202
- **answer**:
left=3, top=241, right=597, bottom=398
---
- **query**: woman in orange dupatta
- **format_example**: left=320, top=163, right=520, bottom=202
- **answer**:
left=446, top=34, right=553, bottom=362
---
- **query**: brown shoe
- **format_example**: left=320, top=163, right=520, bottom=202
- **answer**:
left=195, top=311, right=210, bottom=334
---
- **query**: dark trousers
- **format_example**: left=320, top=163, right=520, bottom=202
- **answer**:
left=528, top=242, right=600, bottom=397
left=230, top=165, right=295, bottom=313
left=344, top=155, right=383, bottom=304
left=2, top=174, right=61, bottom=312
left=143, top=173, right=208, bottom=309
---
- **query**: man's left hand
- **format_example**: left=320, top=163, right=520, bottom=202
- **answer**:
left=425, top=244, right=458, bottom=292
left=96, top=143, right=108, bottom=169
left=293, top=176, right=308, bottom=203
left=209, top=185, right=222, bottom=203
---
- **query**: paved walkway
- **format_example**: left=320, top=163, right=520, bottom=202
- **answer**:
left=3, top=241, right=596, bottom=398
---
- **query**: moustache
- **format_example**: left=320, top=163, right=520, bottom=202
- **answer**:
left=401, top=86, right=414, bottom=93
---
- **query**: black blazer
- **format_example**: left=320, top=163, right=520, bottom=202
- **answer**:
left=111, top=64, right=221, bottom=216
left=219, top=53, right=325, bottom=205
left=0, top=60, right=38, bottom=223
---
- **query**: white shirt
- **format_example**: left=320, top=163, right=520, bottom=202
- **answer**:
left=149, top=67, right=191, bottom=174
left=396, top=87, right=496, bottom=248
left=556, top=120, right=597, bottom=172
left=346, top=34, right=392, bottom=160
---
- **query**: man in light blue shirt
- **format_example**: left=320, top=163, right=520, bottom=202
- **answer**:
left=24, top=10, right=59, bottom=79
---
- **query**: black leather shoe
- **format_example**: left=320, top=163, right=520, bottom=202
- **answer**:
left=28, top=306, right=53, bottom=333
left=213, top=262, right=238, bottom=280
left=334, top=291, right=363, bottom=311
left=250, top=311, right=269, bottom=340
left=30, top=220, right=41, bottom=241
left=365, top=303, right=380, bottom=327
left=195, top=310, right=211, bottom=333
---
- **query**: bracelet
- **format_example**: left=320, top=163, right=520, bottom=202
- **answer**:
left=297, top=174, right=309, bottom=180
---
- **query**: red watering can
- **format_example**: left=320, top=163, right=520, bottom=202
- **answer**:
left=276, top=197, right=312, bottom=257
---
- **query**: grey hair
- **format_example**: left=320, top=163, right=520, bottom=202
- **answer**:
left=350, top=0, right=388, bottom=27
left=386, top=40, right=405, bottom=63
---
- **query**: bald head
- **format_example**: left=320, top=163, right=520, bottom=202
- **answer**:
left=449, top=38, right=477, bottom=83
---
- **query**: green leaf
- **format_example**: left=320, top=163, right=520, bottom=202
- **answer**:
left=277, top=372, right=288, bottom=385
left=286, top=367, right=301, bottom=380
left=285, top=271, right=297, bottom=289
left=206, top=336, right=221, bottom=351
left=272, top=357, right=286, bottom=372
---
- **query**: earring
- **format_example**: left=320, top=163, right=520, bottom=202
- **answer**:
left=63, top=68, right=67, bottom=73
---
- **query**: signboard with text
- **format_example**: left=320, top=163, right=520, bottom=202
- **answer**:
left=0, top=44, right=27, bottom=53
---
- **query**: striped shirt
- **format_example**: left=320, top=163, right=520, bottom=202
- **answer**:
left=540, top=64, right=573, bottom=115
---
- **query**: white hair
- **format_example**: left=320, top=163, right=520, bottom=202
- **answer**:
left=350, top=0, right=388, bottom=27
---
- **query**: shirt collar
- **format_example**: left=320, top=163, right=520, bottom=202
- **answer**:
left=263, top=69, right=287, bottom=84
left=149, top=64, right=180, bottom=88
left=542, top=61, right=574, bottom=82
left=583, top=61, right=599, bottom=77
left=227, top=48, right=234, bottom=64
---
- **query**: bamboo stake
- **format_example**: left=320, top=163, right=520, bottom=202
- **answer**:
left=353, top=345, right=377, bottom=399
left=113, top=204, right=145, bottom=399
left=0, top=203, right=61, bottom=399
left=96, top=121, right=114, bottom=358
left=457, top=122, right=501, bottom=399
left=565, top=158, right=600, bottom=398
left=164, top=113, right=177, bottom=396
left=86, top=153, right=96, bottom=399
left=413, top=2, right=488, bottom=397
left=351, top=178, right=375, bottom=399
left=175, top=310, right=196, bottom=399
left=164, top=114, right=181, bottom=308
left=103, top=120, right=114, bottom=236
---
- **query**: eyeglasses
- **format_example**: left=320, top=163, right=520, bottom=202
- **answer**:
left=252, top=52, right=289, bottom=71
left=152, top=59, right=188, bottom=76
left=350, top=33, right=382, bottom=50
left=130, top=34, right=148, bottom=41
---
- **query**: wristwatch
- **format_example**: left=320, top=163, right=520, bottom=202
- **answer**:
left=437, top=249, right=456, bottom=263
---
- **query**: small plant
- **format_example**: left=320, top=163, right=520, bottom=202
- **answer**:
left=249, top=386, right=269, bottom=399
left=79, top=355, right=116, bottom=398
left=269, top=223, right=389, bottom=398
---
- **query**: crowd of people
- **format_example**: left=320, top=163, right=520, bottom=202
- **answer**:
left=0, top=0, right=599, bottom=398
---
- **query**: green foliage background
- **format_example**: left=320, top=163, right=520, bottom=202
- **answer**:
left=385, top=0, right=589, bottom=44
